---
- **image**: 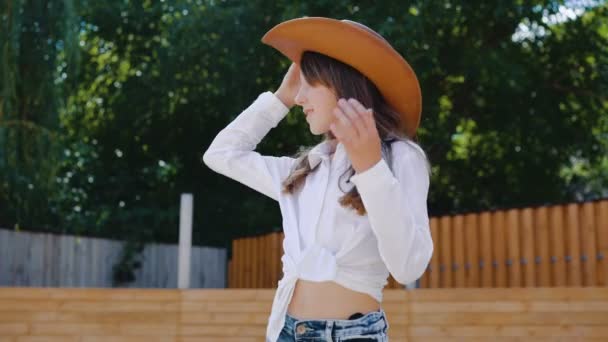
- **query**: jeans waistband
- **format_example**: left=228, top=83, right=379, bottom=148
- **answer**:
left=283, top=308, right=388, bottom=339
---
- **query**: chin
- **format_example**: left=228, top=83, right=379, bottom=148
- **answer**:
left=310, top=128, right=329, bottom=135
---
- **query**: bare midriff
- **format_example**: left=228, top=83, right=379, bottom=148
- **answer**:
left=286, top=279, right=381, bottom=320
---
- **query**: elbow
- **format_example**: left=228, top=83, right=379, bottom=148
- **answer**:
left=393, top=241, right=434, bottom=285
left=202, top=148, right=221, bottom=171
left=202, top=149, right=212, bottom=167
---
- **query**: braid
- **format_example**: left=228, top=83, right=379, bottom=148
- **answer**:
left=281, top=149, right=317, bottom=195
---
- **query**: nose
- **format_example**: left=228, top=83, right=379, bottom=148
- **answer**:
left=294, top=86, right=306, bottom=107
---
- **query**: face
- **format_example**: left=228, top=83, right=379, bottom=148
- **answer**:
left=294, top=70, right=338, bottom=136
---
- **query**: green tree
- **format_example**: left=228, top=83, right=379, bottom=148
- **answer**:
left=1, top=0, right=606, bottom=253
left=0, top=0, right=80, bottom=231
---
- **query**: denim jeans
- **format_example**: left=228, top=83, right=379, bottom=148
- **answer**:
left=276, top=308, right=389, bottom=341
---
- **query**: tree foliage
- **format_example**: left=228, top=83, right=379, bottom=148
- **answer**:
left=1, top=0, right=606, bottom=250
left=1, top=0, right=80, bottom=231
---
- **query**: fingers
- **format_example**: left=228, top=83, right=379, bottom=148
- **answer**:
left=344, top=98, right=375, bottom=133
left=332, top=98, right=373, bottom=142
left=340, top=99, right=368, bottom=138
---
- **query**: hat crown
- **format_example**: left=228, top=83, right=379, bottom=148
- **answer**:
left=340, top=19, right=390, bottom=45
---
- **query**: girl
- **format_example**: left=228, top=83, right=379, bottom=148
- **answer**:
left=203, top=17, right=433, bottom=342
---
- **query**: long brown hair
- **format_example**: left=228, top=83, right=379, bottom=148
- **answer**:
left=280, top=51, right=429, bottom=215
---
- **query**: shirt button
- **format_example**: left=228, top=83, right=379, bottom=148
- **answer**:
left=296, top=324, right=307, bottom=334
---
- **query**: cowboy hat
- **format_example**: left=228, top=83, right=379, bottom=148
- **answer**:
left=261, top=16, right=422, bottom=138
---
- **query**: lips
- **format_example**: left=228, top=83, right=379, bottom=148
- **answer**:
left=304, top=109, right=314, bottom=115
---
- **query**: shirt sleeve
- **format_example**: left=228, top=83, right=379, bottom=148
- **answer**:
left=202, top=91, right=297, bottom=201
left=349, top=142, right=433, bottom=285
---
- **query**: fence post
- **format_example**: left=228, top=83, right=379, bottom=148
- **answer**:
left=178, top=193, right=193, bottom=289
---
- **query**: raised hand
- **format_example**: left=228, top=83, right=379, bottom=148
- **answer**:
left=330, top=98, right=382, bottom=174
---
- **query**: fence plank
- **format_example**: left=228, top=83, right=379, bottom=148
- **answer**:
left=262, top=234, right=270, bottom=288
left=245, top=237, right=253, bottom=288
left=521, top=208, right=536, bottom=287
left=0, top=231, right=7, bottom=285
left=439, top=216, right=453, bottom=288
left=232, top=240, right=239, bottom=289
left=58, top=235, right=68, bottom=286
left=89, top=237, right=98, bottom=286
left=266, top=234, right=273, bottom=288
left=506, top=209, right=522, bottom=287
left=581, top=202, right=597, bottom=286
left=237, top=238, right=244, bottom=288
left=140, top=241, right=151, bottom=286
left=245, top=237, right=251, bottom=288
left=28, top=233, right=42, bottom=286
left=232, top=239, right=239, bottom=288
left=253, top=235, right=260, bottom=288
left=453, top=215, right=465, bottom=287
left=42, top=232, right=53, bottom=285
left=566, top=203, right=582, bottom=286
left=550, top=205, right=567, bottom=286
left=242, top=238, right=251, bottom=288
left=463, top=214, right=479, bottom=287
left=192, top=247, right=201, bottom=288
left=227, top=257, right=234, bottom=289
left=249, top=236, right=255, bottom=288
left=597, top=200, right=608, bottom=286
left=253, top=236, right=259, bottom=288
left=419, top=264, right=429, bottom=289
left=491, top=210, right=507, bottom=287
left=429, top=218, right=440, bottom=289
left=259, top=235, right=265, bottom=288
left=534, top=207, right=551, bottom=286
left=480, top=212, right=493, bottom=287
left=269, top=233, right=278, bottom=288
left=259, top=235, right=264, bottom=288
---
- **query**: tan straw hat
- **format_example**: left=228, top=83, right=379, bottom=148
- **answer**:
left=261, top=16, right=422, bottom=138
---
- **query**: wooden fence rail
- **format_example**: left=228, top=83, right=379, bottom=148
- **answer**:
left=1, top=287, right=607, bottom=340
left=229, top=200, right=608, bottom=289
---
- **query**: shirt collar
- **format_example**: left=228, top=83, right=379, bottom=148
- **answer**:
left=307, top=139, right=345, bottom=169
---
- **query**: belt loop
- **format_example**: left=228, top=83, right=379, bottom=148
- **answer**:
left=382, top=309, right=390, bottom=332
left=326, top=320, right=334, bottom=342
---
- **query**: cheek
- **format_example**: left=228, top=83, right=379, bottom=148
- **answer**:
left=319, top=103, right=334, bottom=121
left=320, top=97, right=337, bottom=117
left=309, top=88, right=337, bottom=119
left=326, top=102, right=338, bottom=121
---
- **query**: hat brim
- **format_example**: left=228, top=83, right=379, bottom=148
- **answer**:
left=261, top=17, right=421, bottom=138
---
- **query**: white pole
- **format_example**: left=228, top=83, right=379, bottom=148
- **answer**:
left=178, top=193, right=193, bottom=289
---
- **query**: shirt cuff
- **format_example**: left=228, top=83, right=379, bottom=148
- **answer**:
left=257, top=91, right=290, bottom=123
left=350, top=158, right=395, bottom=191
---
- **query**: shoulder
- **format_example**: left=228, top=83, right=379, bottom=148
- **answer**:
left=390, top=138, right=427, bottom=159
left=387, top=138, right=432, bottom=177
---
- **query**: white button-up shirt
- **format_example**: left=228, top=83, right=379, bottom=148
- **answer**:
left=202, top=91, right=433, bottom=342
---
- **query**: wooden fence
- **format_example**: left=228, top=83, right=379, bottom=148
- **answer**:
left=420, top=200, right=608, bottom=288
left=228, top=200, right=608, bottom=289
left=0, top=287, right=606, bottom=341
left=0, top=228, right=227, bottom=288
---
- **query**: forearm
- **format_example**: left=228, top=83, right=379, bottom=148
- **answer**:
left=350, top=153, right=433, bottom=284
